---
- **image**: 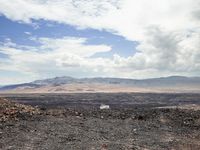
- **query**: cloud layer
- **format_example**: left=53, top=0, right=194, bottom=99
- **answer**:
left=0, top=0, right=200, bottom=83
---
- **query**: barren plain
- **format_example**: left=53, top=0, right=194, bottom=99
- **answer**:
left=1, top=93, right=200, bottom=150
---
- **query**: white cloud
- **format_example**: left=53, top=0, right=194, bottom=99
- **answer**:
left=0, top=37, right=113, bottom=84
left=38, top=37, right=111, bottom=57
left=1, top=0, right=198, bottom=38
left=0, top=0, right=200, bottom=83
left=24, top=32, right=31, bottom=35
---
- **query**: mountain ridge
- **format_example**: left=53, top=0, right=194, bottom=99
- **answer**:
left=0, top=76, right=200, bottom=93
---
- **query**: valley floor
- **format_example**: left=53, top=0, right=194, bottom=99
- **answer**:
left=1, top=93, right=200, bottom=150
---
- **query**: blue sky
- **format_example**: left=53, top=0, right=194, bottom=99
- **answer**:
left=0, top=16, right=137, bottom=58
left=0, top=0, right=200, bottom=84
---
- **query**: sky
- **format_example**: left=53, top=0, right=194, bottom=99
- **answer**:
left=0, top=0, right=200, bottom=85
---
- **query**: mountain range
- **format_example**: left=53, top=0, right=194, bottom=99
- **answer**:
left=0, top=76, right=200, bottom=93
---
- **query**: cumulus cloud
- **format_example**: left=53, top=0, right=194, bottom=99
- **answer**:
left=38, top=37, right=111, bottom=57
left=0, top=37, right=114, bottom=83
left=0, top=0, right=200, bottom=83
left=0, top=0, right=199, bottom=38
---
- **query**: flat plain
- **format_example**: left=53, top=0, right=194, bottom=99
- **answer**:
left=1, top=93, right=200, bottom=150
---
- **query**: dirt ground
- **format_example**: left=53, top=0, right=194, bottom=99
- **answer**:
left=0, top=93, right=200, bottom=150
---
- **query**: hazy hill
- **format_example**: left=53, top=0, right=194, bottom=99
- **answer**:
left=0, top=76, right=200, bottom=93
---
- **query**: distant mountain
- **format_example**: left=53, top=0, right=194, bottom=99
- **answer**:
left=32, top=76, right=76, bottom=85
left=0, top=76, right=200, bottom=93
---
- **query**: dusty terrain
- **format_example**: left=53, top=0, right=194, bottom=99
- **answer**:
left=1, top=93, right=200, bottom=150
left=1, top=83, right=200, bottom=94
left=1, top=76, right=200, bottom=93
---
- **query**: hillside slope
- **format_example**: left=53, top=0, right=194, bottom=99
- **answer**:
left=0, top=76, right=200, bottom=93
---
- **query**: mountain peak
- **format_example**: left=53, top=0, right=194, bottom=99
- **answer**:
left=32, top=76, right=75, bottom=85
left=1, top=76, right=200, bottom=93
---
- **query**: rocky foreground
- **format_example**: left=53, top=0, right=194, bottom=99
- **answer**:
left=0, top=98, right=40, bottom=122
left=1, top=98, right=200, bottom=150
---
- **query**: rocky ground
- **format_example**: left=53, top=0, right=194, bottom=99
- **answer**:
left=0, top=94, right=200, bottom=150
left=0, top=98, right=40, bottom=122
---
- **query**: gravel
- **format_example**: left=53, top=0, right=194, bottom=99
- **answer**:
left=0, top=94, right=200, bottom=150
